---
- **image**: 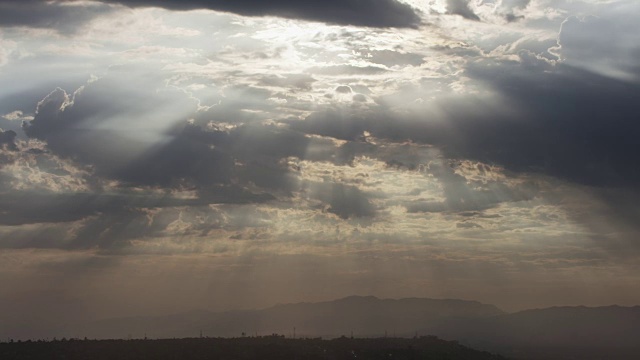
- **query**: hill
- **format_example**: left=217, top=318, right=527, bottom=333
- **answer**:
left=68, top=296, right=504, bottom=339
left=12, top=296, right=640, bottom=359
left=428, top=305, right=640, bottom=360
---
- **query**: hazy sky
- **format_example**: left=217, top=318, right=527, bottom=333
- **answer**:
left=1, top=0, right=640, bottom=338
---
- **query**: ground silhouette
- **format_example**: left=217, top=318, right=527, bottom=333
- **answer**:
left=0, top=336, right=508, bottom=360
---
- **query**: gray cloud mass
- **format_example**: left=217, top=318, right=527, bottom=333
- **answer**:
left=0, top=0, right=115, bottom=33
left=0, top=128, right=17, bottom=152
left=446, top=0, right=480, bottom=21
left=103, top=0, right=422, bottom=28
left=291, top=61, right=640, bottom=190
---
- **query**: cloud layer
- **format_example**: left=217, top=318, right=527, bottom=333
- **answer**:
left=104, top=0, right=422, bottom=28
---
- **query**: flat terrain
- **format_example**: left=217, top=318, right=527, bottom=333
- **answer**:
left=0, top=336, right=508, bottom=360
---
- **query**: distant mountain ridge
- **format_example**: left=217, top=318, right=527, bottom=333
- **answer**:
left=430, top=305, right=640, bottom=360
left=70, top=295, right=504, bottom=340
left=55, top=296, right=640, bottom=359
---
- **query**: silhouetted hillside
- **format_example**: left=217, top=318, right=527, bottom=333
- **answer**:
left=0, top=336, right=508, bottom=360
left=68, top=296, right=504, bottom=339
left=428, top=305, right=640, bottom=360
left=13, top=297, right=640, bottom=359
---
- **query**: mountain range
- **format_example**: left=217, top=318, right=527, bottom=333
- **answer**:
left=53, top=296, right=640, bottom=359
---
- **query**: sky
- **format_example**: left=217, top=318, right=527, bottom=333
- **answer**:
left=1, top=0, right=640, bottom=338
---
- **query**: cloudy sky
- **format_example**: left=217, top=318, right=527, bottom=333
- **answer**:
left=1, top=0, right=640, bottom=338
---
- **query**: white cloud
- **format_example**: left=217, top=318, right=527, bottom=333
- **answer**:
left=0, top=36, right=16, bottom=67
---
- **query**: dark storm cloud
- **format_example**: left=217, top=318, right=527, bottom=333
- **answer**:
left=222, top=124, right=364, bottom=204
left=22, top=88, right=286, bottom=195
left=284, top=52, right=640, bottom=249
left=69, top=208, right=173, bottom=250
left=2, top=116, right=388, bottom=246
left=21, top=69, right=235, bottom=189
left=0, top=0, right=114, bottom=33
left=291, top=59, right=640, bottom=190
left=16, top=66, right=384, bottom=231
left=225, top=124, right=312, bottom=160
left=15, top=70, right=379, bottom=234
left=16, top=72, right=298, bottom=230
left=462, top=60, right=640, bottom=188
left=288, top=108, right=368, bottom=141
left=0, top=128, right=18, bottom=166
left=115, top=125, right=235, bottom=188
left=193, top=85, right=276, bottom=125
left=326, top=140, right=539, bottom=215
left=308, top=181, right=376, bottom=219
left=446, top=0, right=480, bottom=21
left=0, top=192, right=138, bottom=227
left=0, top=187, right=274, bottom=250
left=0, top=129, right=18, bottom=152
left=102, top=0, right=422, bottom=28
left=0, top=189, right=268, bottom=228
left=165, top=123, right=376, bottom=219
left=405, top=161, right=537, bottom=214
left=215, top=124, right=313, bottom=194
left=496, top=0, right=530, bottom=21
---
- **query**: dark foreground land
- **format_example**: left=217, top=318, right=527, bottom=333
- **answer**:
left=0, top=336, right=508, bottom=360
